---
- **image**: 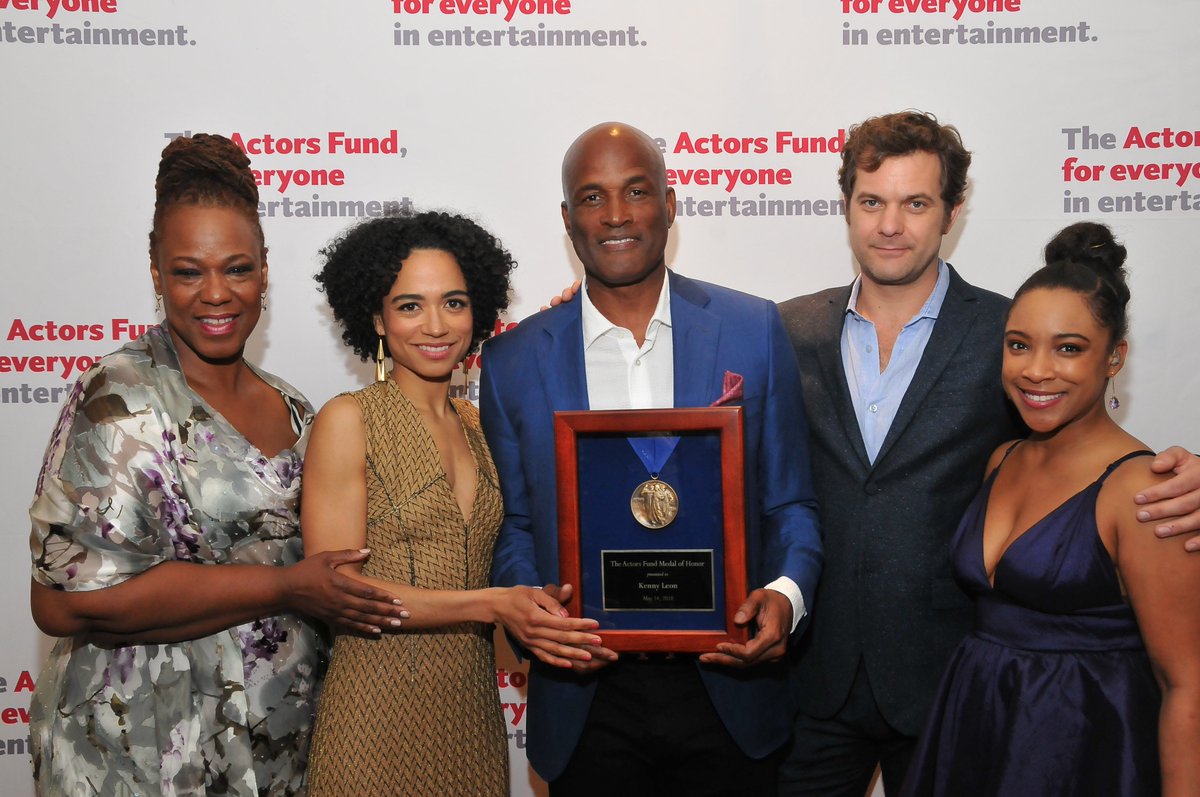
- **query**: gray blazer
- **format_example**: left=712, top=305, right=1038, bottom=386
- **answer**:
left=779, top=265, right=1022, bottom=735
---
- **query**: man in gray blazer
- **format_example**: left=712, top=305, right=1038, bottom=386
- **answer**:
left=777, top=110, right=1200, bottom=796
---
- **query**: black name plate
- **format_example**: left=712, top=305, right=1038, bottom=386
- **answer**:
left=601, top=550, right=715, bottom=611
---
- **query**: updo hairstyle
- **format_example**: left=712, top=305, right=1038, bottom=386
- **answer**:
left=148, top=133, right=264, bottom=258
left=1011, top=222, right=1131, bottom=344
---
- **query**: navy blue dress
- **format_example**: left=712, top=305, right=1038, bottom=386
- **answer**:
left=902, top=449, right=1161, bottom=796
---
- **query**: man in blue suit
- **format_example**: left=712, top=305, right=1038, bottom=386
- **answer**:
left=480, top=122, right=823, bottom=795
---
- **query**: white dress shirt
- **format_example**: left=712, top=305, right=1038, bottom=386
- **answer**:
left=579, top=275, right=805, bottom=630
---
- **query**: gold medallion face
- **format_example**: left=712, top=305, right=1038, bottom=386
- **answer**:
left=630, top=479, right=679, bottom=529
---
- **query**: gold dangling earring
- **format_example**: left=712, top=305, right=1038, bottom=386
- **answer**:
left=375, top=337, right=387, bottom=382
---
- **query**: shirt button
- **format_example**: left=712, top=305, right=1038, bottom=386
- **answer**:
left=869, top=403, right=878, bottom=413
left=635, top=359, right=642, bottom=366
left=866, top=345, right=873, bottom=353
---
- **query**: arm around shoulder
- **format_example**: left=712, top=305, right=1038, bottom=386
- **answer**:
left=1136, top=446, right=1200, bottom=544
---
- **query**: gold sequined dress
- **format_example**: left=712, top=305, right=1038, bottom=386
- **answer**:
left=306, top=380, right=508, bottom=796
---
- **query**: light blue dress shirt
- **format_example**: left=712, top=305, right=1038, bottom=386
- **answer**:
left=840, top=261, right=950, bottom=464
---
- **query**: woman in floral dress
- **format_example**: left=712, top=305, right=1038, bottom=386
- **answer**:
left=26, top=134, right=407, bottom=797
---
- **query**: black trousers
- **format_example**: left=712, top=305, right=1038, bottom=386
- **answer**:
left=550, top=656, right=782, bottom=797
left=778, top=659, right=916, bottom=797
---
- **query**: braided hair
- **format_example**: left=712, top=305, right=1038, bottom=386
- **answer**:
left=148, top=133, right=264, bottom=258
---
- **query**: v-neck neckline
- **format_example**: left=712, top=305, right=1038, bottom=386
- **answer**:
left=385, top=378, right=481, bottom=527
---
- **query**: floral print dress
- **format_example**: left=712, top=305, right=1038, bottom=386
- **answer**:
left=28, top=325, right=324, bottom=797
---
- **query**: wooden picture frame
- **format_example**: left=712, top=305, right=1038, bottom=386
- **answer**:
left=554, top=407, right=749, bottom=652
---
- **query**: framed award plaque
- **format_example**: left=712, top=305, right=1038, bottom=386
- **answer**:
left=554, top=407, right=749, bottom=652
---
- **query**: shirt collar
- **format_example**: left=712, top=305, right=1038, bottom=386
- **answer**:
left=845, top=259, right=950, bottom=324
left=581, top=272, right=673, bottom=348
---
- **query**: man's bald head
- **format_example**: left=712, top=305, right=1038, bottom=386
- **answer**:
left=561, top=122, right=668, bottom=201
left=558, top=121, right=676, bottom=292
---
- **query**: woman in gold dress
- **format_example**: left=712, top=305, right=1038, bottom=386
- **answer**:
left=303, top=211, right=601, bottom=795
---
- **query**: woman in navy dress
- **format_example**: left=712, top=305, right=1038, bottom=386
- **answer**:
left=902, top=222, right=1200, bottom=797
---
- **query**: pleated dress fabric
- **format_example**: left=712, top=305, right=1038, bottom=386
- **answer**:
left=903, top=450, right=1161, bottom=797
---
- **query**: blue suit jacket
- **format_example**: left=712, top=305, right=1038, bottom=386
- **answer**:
left=480, top=270, right=823, bottom=782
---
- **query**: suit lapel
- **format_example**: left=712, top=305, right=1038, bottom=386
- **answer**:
left=813, top=288, right=872, bottom=470
left=873, top=265, right=979, bottom=466
left=536, top=302, right=590, bottom=411
left=668, top=272, right=721, bottom=407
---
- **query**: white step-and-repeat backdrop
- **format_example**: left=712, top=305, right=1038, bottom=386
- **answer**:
left=2, top=2, right=1197, bottom=795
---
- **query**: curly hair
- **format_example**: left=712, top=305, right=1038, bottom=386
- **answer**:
left=315, top=211, right=516, bottom=360
left=1012, top=222, right=1131, bottom=344
left=149, top=133, right=264, bottom=258
left=839, top=111, right=971, bottom=211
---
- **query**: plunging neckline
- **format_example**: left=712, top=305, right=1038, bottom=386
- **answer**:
left=977, top=448, right=1153, bottom=589
left=978, top=471, right=1095, bottom=588
left=384, top=378, right=481, bottom=527
left=445, top=396, right=483, bottom=528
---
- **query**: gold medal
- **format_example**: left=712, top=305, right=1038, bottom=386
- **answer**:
left=630, top=478, right=679, bottom=529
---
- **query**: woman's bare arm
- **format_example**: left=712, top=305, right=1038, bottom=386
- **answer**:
left=301, top=395, right=600, bottom=667
left=31, top=548, right=410, bottom=643
left=1106, top=461, right=1200, bottom=797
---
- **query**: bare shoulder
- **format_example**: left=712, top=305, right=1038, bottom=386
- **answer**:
left=1103, top=450, right=1171, bottom=497
left=315, top=393, right=364, bottom=426
left=1097, top=451, right=1172, bottom=542
left=985, top=439, right=1022, bottom=475
left=309, top=394, right=367, bottom=458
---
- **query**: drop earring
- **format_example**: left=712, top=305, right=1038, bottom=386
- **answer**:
left=154, top=294, right=162, bottom=315
left=260, top=291, right=267, bottom=311
left=375, top=337, right=387, bottom=383
left=1108, top=355, right=1120, bottom=410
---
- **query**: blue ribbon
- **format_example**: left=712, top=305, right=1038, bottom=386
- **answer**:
left=627, top=435, right=680, bottom=479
